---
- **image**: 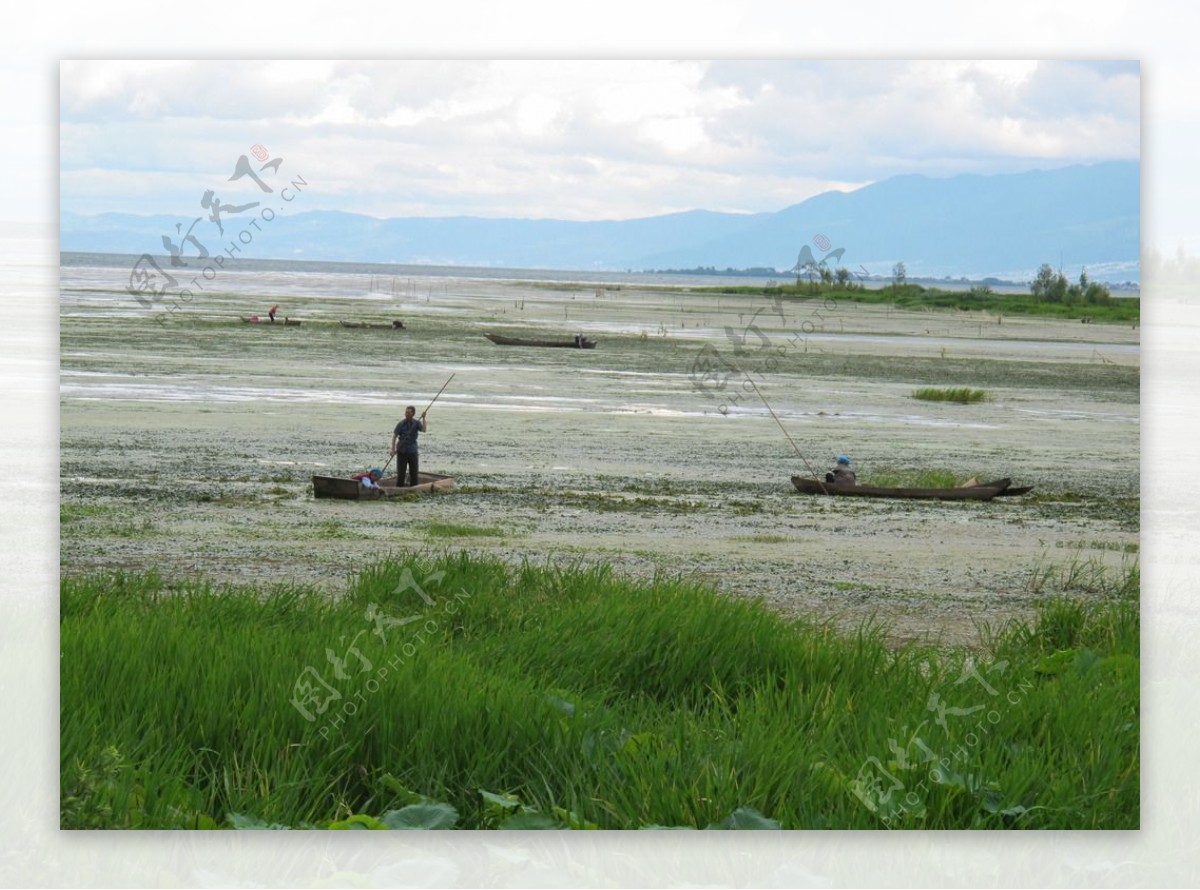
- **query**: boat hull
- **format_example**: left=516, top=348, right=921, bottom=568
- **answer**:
left=485, top=333, right=595, bottom=348
left=240, top=316, right=301, bottom=326
left=313, top=473, right=454, bottom=500
left=790, top=476, right=1012, bottom=501
left=975, top=478, right=1034, bottom=497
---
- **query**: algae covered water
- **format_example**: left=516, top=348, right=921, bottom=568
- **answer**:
left=59, top=252, right=1139, bottom=645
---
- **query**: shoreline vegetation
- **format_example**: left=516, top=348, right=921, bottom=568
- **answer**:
left=61, top=552, right=1138, bottom=830
left=684, top=281, right=1140, bottom=324
left=643, top=265, right=1140, bottom=293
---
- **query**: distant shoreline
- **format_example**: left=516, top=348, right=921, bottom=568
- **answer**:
left=61, top=250, right=1140, bottom=296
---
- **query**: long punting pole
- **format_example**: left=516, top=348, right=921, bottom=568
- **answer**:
left=421, top=373, right=455, bottom=416
left=743, top=375, right=826, bottom=486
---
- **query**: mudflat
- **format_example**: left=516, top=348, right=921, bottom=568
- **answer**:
left=60, top=267, right=1139, bottom=645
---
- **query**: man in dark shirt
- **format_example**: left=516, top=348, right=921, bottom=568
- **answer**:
left=390, top=405, right=428, bottom=487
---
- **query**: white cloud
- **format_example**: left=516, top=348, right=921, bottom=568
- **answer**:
left=58, top=60, right=1140, bottom=221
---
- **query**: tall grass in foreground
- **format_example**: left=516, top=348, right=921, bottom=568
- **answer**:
left=61, top=553, right=1138, bottom=829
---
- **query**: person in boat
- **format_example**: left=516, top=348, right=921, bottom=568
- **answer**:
left=351, top=467, right=384, bottom=490
left=390, top=406, right=428, bottom=487
left=392, top=320, right=406, bottom=329
left=825, top=455, right=857, bottom=485
left=268, top=304, right=279, bottom=322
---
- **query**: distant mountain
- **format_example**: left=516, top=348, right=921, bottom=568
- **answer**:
left=59, top=161, right=1139, bottom=282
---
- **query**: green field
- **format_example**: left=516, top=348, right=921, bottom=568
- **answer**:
left=61, top=552, right=1139, bottom=830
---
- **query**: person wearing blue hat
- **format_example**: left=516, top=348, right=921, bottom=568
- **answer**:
left=825, top=455, right=857, bottom=485
left=352, top=467, right=384, bottom=490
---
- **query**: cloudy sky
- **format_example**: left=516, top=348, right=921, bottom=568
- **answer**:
left=59, top=59, right=1139, bottom=223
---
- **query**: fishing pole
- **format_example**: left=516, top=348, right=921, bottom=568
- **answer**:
left=421, top=373, right=455, bottom=417
left=381, top=374, right=455, bottom=475
left=743, top=374, right=826, bottom=484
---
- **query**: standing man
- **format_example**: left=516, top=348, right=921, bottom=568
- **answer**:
left=390, top=405, right=428, bottom=487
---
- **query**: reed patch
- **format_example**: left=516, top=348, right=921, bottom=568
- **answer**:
left=911, top=387, right=992, bottom=404
left=61, top=552, right=1138, bottom=829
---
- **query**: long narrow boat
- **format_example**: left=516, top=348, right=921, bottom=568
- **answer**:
left=791, top=476, right=1012, bottom=501
left=486, top=333, right=596, bottom=349
left=339, top=320, right=406, bottom=329
left=313, top=472, right=454, bottom=500
left=240, top=316, right=302, bottom=326
left=975, top=478, right=1035, bottom=497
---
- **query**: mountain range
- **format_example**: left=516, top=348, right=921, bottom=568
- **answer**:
left=60, top=161, right=1140, bottom=282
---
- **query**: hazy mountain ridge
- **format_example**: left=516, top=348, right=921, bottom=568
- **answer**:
left=60, top=161, right=1139, bottom=282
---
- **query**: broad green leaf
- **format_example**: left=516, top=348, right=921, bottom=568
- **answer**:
left=639, top=825, right=696, bottom=830
left=706, top=807, right=781, bottom=830
left=552, top=806, right=599, bottom=830
left=499, top=812, right=569, bottom=830
left=228, top=812, right=290, bottom=830
left=380, top=803, right=459, bottom=830
left=479, top=789, right=522, bottom=810
left=1035, top=648, right=1080, bottom=675
left=329, top=813, right=389, bottom=830
left=380, top=773, right=426, bottom=805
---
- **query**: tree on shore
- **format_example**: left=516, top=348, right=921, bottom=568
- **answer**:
left=1030, top=263, right=1112, bottom=305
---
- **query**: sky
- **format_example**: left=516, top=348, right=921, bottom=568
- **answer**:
left=58, top=59, right=1141, bottom=223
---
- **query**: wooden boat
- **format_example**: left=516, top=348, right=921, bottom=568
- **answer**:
left=312, top=472, right=454, bottom=500
left=975, top=478, right=1034, bottom=497
left=339, top=320, right=406, bottom=329
left=486, top=333, right=596, bottom=349
left=791, top=476, right=1013, bottom=501
left=240, top=316, right=301, bottom=326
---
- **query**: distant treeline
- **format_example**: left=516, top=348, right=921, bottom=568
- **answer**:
left=695, top=280, right=1140, bottom=324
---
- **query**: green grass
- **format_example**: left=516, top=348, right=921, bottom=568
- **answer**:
left=313, top=519, right=354, bottom=539
left=60, top=504, right=119, bottom=523
left=912, top=387, right=992, bottom=404
left=860, top=468, right=969, bottom=489
left=419, top=522, right=508, bottom=538
left=61, top=553, right=1138, bottom=829
left=688, top=283, right=1141, bottom=324
left=732, top=534, right=791, bottom=544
